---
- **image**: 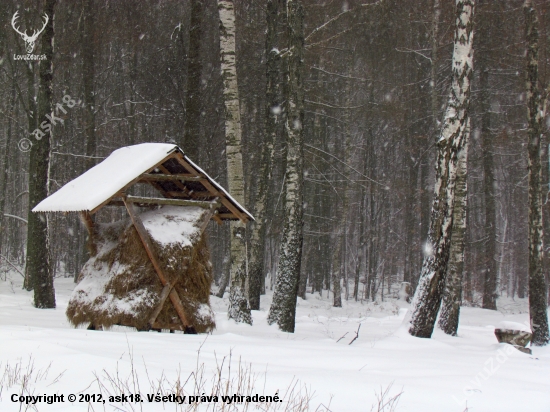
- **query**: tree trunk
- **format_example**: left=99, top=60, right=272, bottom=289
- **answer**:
left=248, top=0, right=281, bottom=311
left=524, top=0, right=549, bottom=346
left=218, top=0, right=252, bottom=325
left=23, top=52, right=37, bottom=291
left=267, top=0, right=304, bottom=333
left=183, top=0, right=203, bottom=161
left=27, top=0, right=57, bottom=308
left=0, top=86, right=16, bottom=257
left=82, top=0, right=96, bottom=171
left=332, top=225, right=343, bottom=307
left=480, top=67, right=497, bottom=310
left=439, top=126, right=469, bottom=336
left=354, top=188, right=366, bottom=301
left=409, top=0, right=474, bottom=339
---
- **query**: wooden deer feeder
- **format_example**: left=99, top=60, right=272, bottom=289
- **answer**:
left=33, top=143, right=253, bottom=333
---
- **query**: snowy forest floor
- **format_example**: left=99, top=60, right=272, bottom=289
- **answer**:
left=1, top=273, right=549, bottom=411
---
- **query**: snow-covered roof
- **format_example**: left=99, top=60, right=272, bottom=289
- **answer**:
left=33, top=143, right=253, bottom=222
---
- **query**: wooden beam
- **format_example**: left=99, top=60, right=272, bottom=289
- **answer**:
left=212, top=213, right=223, bottom=226
left=122, top=197, right=192, bottom=329
left=126, top=195, right=220, bottom=209
left=171, top=154, right=250, bottom=223
left=90, top=156, right=177, bottom=215
left=167, top=191, right=213, bottom=199
left=148, top=279, right=179, bottom=327
left=140, top=173, right=205, bottom=182
left=158, top=165, right=191, bottom=196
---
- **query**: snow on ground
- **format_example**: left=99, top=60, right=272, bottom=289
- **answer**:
left=1, top=273, right=549, bottom=411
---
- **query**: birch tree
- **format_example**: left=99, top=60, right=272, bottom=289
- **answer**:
left=218, top=0, right=252, bottom=325
left=409, top=0, right=474, bottom=338
left=523, top=0, right=549, bottom=346
left=438, top=125, right=469, bottom=336
left=267, top=0, right=305, bottom=333
left=26, top=0, right=57, bottom=308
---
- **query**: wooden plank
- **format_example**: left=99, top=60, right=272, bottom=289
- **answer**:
left=171, top=154, right=250, bottom=223
left=167, top=191, right=213, bottom=199
left=126, top=195, right=220, bottom=209
left=122, top=197, right=192, bottom=329
left=140, top=173, right=205, bottom=182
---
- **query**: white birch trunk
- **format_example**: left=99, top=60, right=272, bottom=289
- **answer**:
left=218, top=0, right=252, bottom=324
left=438, top=123, right=469, bottom=336
left=409, top=0, right=475, bottom=338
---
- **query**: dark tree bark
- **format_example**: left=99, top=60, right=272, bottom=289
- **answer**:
left=409, top=0, right=474, bottom=338
left=183, top=0, right=203, bottom=161
left=524, top=0, right=549, bottom=346
left=82, top=0, right=96, bottom=171
left=26, top=0, right=57, bottom=308
left=267, top=0, right=304, bottom=333
left=248, top=0, right=281, bottom=311
left=480, top=67, right=497, bottom=310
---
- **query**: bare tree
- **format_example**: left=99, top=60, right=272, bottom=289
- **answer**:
left=409, top=0, right=475, bottom=338
left=26, top=0, right=57, bottom=308
left=248, top=0, right=282, bottom=311
left=82, top=0, right=96, bottom=171
left=183, top=0, right=203, bottom=161
left=438, top=124, right=469, bottom=336
left=524, top=0, right=549, bottom=346
left=267, top=0, right=305, bottom=333
left=218, top=0, right=252, bottom=325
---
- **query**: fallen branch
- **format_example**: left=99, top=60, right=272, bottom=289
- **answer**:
left=349, top=324, right=362, bottom=345
left=336, top=332, right=348, bottom=343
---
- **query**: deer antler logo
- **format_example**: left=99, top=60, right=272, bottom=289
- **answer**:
left=11, top=11, right=49, bottom=54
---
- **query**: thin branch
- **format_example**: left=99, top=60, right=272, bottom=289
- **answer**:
left=51, top=152, right=106, bottom=160
left=3, top=213, right=28, bottom=224
left=305, top=99, right=365, bottom=110
left=0, top=254, right=25, bottom=278
left=305, top=143, right=386, bottom=187
left=305, top=9, right=353, bottom=41
left=349, top=324, right=361, bottom=345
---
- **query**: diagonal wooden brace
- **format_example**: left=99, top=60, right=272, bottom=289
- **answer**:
left=122, top=196, right=193, bottom=329
left=148, top=279, right=179, bottom=327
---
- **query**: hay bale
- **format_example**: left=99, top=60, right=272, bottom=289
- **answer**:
left=66, top=206, right=216, bottom=333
